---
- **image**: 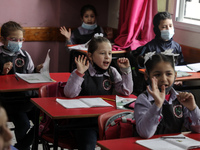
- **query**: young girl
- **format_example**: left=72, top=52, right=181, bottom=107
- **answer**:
left=60, top=4, right=113, bottom=45
left=0, top=106, right=13, bottom=150
left=0, top=21, right=43, bottom=150
left=64, top=36, right=133, bottom=150
left=134, top=51, right=200, bottom=139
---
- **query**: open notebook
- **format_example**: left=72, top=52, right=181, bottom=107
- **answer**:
left=136, top=134, right=200, bottom=150
left=175, top=63, right=200, bottom=72
left=15, top=49, right=54, bottom=83
left=56, top=97, right=113, bottom=108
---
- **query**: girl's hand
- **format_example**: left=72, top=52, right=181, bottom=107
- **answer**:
left=117, top=58, right=130, bottom=69
left=3, top=62, right=13, bottom=75
left=147, top=77, right=165, bottom=108
left=105, top=27, right=113, bottom=40
left=36, top=64, right=43, bottom=73
left=60, top=26, right=71, bottom=40
left=177, top=92, right=196, bottom=111
left=75, top=55, right=89, bottom=74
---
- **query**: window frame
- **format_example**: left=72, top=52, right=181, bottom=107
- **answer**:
left=173, top=0, right=200, bottom=33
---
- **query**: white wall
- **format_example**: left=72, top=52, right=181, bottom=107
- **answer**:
left=174, top=28, right=200, bottom=49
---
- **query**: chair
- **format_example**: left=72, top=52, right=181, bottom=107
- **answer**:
left=38, top=82, right=77, bottom=150
left=98, top=109, right=135, bottom=140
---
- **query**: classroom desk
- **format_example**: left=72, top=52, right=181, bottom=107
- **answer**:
left=31, top=94, right=137, bottom=150
left=0, top=72, right=70, bottom=92
left=97, top=132, right=200, bottom=150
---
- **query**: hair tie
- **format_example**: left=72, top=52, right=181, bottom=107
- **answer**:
left=94, top=33, right=103, bottom=38
left=160, top=49, right=179, bottom=57
left=144, top=51, right=156, bottom=64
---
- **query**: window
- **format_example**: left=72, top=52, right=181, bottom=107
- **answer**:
left=175, top=0, right=200, bottom=32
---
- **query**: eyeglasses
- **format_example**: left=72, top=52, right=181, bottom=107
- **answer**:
left=7, top=37, right=25, bottom=42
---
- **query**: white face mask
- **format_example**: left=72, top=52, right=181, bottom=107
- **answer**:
left=6, top=41, right=22, bottom=52
left=82, top=22, right=97, bottom=30
left=160, top=28, right=174, bottom=41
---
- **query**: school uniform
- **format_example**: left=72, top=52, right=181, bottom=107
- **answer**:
left=144, top=37, right=186, bottom=65
left=0, top=46, right=37, bottom=150
left=64, top=63, right=133, bottom=98
left=134, top=88, right=200, bottom=138
left=67, top=26, right=104, bottom=45
left=64, top=63, right=133, bottom=150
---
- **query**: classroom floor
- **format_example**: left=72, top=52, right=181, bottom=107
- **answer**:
left=8, top=122, right=101, bottom=150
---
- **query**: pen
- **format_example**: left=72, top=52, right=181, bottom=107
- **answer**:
left=15, top=74, right=19, bottom=81
left=160, top=136, right=186, bottom=139
left=100, top=97, right=115, bottom=102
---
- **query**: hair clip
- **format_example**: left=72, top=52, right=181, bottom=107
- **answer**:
left=94, top=33, right=103, bottom=38
left=144, top=51, right=156, bottom=64
left=161, top=49, right=179, bottom=56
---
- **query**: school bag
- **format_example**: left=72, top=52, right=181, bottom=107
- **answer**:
left=104, top=111, right=136, bottom=140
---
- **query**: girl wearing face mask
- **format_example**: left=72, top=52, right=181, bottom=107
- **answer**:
left=60, top=4, right=113, bottom=45
left=0, top=21, right=43, bottom=150
left=143, top=11, right=186, bottom=66
left=135, top=51, right=200, bottom=139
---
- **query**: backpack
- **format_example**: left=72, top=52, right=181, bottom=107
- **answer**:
left=104, top=111, right=136, bottom=140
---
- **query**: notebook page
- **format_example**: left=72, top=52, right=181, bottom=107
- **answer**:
left=56, top=98, right=89, bottom=108
left=80, top=98, right=113, bottom=107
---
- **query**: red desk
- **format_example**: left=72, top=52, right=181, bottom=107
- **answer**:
left=97, top=132, right=200, bottom=150
left=31, top=95, right=137, bottom=150
left=0, top=72, right=70, bottom=92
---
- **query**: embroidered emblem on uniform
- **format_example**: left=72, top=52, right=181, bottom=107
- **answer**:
left=103, top=79, right=112, bottom=90
left=15, top=58, right=25, bottom=67
left=173, top=105, right=183, bottom=118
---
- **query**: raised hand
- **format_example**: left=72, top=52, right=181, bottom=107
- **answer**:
left=105, top=27, right=113, bottom=40
left=3, top=62, right=13, bottom=75
left=177, top=92, right=196, bottom=111
left=35, top=64, right=43, bottom=73
left=147, top=77, right=165, bottom=108
left=117, top=57, right=130, bottom=69
left=60, top=26, right=71, bottom=40
left=75, top=55, right=89, bottom=74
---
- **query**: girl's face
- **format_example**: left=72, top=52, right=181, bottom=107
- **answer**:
left=88, top=42, right=112, bottom=70
left=82, top=10, right=96, bottom=24
left=0, top=108, right=12, bottom=150
left=2, top=30, right=24, bottom=46
left=158, top=19, right=173, bottom=31
left=148, top=61, right=176, bottom=90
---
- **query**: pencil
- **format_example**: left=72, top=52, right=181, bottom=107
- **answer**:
left=15, top=74, right=19, bottom=81
left=100, top=97, right=115, bottom=101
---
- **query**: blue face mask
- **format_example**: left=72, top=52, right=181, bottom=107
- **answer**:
left=82, top=22, right=97, bottom=30
left=160, top=28, right=174, bottom=41
left=6, top=41, right=22, bottom=52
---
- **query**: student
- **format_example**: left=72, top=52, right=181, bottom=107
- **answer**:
left=134, top=51, right=200, bottom=139
left=64, top=35, right=133, bottom=150
left=0, top=106, right=13, bottom=150
left=143, top=11, right=185, bottom=65
left=0, top=21, right=43, bottom=150
left=60, top=4, right=113, bottom=45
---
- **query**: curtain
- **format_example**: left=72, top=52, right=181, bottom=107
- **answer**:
left=112, top=0, right=157, bottom=51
